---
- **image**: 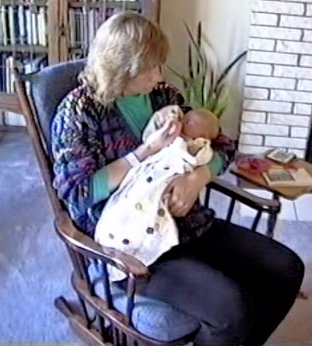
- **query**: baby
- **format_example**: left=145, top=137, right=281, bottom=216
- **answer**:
left=95, top=106, right=219, bottom=280
left=144, top=105, right=219, bottom=157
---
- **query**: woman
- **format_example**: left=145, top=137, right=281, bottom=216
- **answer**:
left=51, top=12, right=304, bottom=346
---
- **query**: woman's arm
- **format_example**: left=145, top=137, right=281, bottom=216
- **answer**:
left=92, top=141, right=155, bottom=203
left=52, top=96, right=181, bottom=216
left=51, top=99, right=107, bottom=218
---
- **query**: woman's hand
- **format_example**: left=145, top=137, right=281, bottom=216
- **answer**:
left=144, top=119, right=182, bottom=155
left=164, top=166, right=212, bottom=217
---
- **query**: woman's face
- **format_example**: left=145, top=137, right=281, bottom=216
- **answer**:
left=124, top=66, right=163, bottom=96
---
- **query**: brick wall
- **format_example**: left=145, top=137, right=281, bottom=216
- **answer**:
left=239, top=0, right=312, bottom=158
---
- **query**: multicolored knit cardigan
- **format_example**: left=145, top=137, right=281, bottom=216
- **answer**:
left=51, top=82, right=235, bottom=238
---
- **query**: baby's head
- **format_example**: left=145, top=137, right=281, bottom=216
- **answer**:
left=181, top=109, right=220, bottom=140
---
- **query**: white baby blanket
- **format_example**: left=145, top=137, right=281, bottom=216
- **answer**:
left=95, top=136, right=213, bottom=281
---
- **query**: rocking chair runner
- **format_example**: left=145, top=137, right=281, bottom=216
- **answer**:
left=1, top=59, right=280, bottom=346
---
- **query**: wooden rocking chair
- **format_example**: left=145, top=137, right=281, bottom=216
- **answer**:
left=0, top=59, right=280, bottom=346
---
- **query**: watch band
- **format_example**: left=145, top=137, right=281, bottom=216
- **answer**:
left=125, top=152, right=140, bottom=167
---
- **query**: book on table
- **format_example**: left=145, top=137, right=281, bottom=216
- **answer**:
left=265, top=149, right=296, bottom=164
left=262, top=167, right=312, bottom=187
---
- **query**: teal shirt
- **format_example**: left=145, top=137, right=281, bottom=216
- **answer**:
left=93, top=95, right=223, bottom=203
left=93, top=94, right=153, bottom=203
left=116, top=94, right=153, bottom=139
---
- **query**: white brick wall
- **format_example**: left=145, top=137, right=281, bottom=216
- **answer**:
left=246, top=63, right=273, bottom=76
left=245, top=75, right=295, bottom=89
left=303, top=30, right=312, bottom=42
left=271, top=90, right=312, bottom=103
left=240, top=0, right=312, bottom=155
left=248, top=51, right=298, bottom=65
left=297, top=80, right=312, bottom=92
left=300, top=55, right=312, bottom=67
left=306, top=4, right=312, bottom=16
left=265, top=136, right=306, bottom=149
left=239, top=134, right=264, bottom=146
left=241, top=123, right=289, bottom=136
left=280, top=16, right=312, bottom=29
left=238, top=145, right=271, bottom=154
left=243, top=100, right=292, bottom=113
left=274, top=65, right=312, bottom=79
left=294, top=103, right=312, bottom=115
left=244, top=87, right=269, bottom=100
left=250, top=26, right=301, bottom=41
left=242, top=111, right=267, bottom=123
left=276, top=40, right=312, bottom=54
left=291, top=127, right=309, bottom=138
left=268, top=113, right=311, bottom=126
left=251, top=12, right=278, bottom=26
left=249, top=38, right=275, bottom=51
left=253, top=1, right=304, bottom=15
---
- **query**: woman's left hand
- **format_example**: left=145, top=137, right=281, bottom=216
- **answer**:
left=164, top=166, right=212, bottom=217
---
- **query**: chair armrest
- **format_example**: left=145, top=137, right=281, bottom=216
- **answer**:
left=208, top=178, right=281, bottom=214
left=55, top=211, right=149, bottom=280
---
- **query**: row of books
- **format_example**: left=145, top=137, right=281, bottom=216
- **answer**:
left=68, top=6, right=140, bottom=49
left=0, top=53, right=47, bottom=90
left=0, top=5, right=47, bottom=46
left=0, top=53, right=47, bottom=125
left=0, top=54, right=23, bottom=125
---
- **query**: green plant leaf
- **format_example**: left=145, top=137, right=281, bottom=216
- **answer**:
left=215, top=50, right=247, bottom=92
left=188, top=44, right=194, bottom=79
left=184, top=22, right=206, bottom=70
left=196, top=22, right=202, bottom=75
left=168, top=23, right=247, bottom=118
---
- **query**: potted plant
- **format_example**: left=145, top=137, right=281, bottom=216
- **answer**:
left=168, top=22, right=247, bottom=119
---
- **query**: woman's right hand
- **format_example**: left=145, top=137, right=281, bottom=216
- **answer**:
left=144, top=119, right=181, bottom=155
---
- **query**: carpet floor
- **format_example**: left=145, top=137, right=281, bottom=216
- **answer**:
left=1, top=131, right=311, bottom=345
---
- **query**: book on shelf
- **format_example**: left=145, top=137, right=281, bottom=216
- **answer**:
left=0, top=4, right=47, bottom=47
left=2, top=56, right=26, bottom=126
left=262, top=168, right=312, bottom=187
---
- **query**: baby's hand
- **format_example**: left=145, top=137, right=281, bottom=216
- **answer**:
left=154, top=105, right=184, bottom=129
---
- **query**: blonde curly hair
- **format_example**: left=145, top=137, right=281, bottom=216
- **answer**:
left=79, top=11, right=169, bottom=105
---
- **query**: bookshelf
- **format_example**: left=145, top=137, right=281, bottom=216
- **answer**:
left=56, top=0, right=160, bottom=62
left=0, top=0, right=160, bottom=125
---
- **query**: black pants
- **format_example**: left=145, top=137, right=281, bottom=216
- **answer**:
left=139, top=219, right=304, bottom=346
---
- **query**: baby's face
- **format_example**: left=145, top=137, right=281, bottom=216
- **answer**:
left=181, top=110, right=214, bottom=140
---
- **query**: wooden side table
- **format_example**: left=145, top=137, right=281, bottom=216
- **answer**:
left=230, top=157, right=312, bottom=237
